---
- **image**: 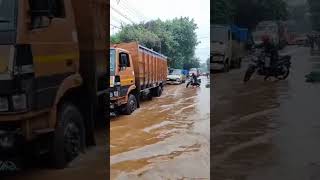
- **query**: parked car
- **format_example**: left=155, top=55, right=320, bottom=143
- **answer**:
left=167, top=69, right=186, bottom=84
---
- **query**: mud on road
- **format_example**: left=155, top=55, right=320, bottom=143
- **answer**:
left=212, top=46, right=320, bottom=180
left=110, top=77, right=210, bottom=179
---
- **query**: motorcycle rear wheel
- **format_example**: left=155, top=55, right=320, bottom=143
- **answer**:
left=276, top=66, right=290, bottom=80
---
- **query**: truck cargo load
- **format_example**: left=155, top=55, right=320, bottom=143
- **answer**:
left=113, top=42, right=167, bottom=92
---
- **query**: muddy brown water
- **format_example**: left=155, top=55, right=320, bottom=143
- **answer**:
left=110, top=77, right=210, bottom=179
left=212, top=46, right=320, bottom=180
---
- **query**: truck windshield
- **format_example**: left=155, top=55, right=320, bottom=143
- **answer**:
left=110, top=49, right=116, bottom=75
left=212, top=27, right=228, bottom=43
left=0, top=0, right=16, bottom=31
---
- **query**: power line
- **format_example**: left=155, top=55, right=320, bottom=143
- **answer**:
left=111, top=24, right=121, bottom=29
left=111, top=14, right=127, bottom=26
left=121, top=0, right=147, bottom=20
left=111, top=5, right=136, bottom=24
left=116, top=1, right=146, bottom=22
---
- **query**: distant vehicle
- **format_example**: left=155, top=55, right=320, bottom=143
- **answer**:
left=167, top=69, right=186, bottom=84
left=211, top=25, right=244, bottom=72
left=283, top=20, right=298, bottom=45
left=253, top=21, right=288, bottom=49
left=294, top=34, right=308, bottom=46
left=182, top=69, right=189, bottom=77
left=189, top=68, right=200, bottom=77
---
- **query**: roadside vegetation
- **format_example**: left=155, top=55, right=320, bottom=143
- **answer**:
left=111, top=18, right=200, bottom=69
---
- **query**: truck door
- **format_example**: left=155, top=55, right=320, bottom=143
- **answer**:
left=118, top=51, right=135, bottom=97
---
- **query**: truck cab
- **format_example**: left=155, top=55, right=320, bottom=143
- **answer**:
left=211, top=25, right=233, bottom=72
left=110, top=47, right=136, bottom=112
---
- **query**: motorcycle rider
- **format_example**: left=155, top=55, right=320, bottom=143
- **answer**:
left=186, top=73, right=200, bottom=87
left=255, top=35, right=279, bottom=80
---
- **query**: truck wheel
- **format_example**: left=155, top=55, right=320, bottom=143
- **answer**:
left=51, top=103, right=85, bottom=169
left=124, top=94, right=137, bottom=115
left=154, top=86, right=163, bottom=97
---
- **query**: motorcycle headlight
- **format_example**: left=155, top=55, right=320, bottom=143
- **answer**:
left=12, top=94, right=27, bottom=111
left=0, top=97, right=9, bottom=112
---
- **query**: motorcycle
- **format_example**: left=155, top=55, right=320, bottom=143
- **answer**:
left=244, top=49, right=291, bottom=82
left=186, top=77, right=201, bottom=88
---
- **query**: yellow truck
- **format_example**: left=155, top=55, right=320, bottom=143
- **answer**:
left=0, top=0, right=107, bottom=168
left=110, top=42, right=168, bottom=115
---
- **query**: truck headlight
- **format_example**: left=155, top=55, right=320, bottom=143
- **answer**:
left=12, top=94, right=27, bottom=111
left=0, top=97, right=9, bottom=112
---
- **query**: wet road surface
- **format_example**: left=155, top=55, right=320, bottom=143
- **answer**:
left=3, top=128, right=107, bottom=180
left=110, top=77, right=210, bottom=179
left=213, top=46, right=320, bottom=180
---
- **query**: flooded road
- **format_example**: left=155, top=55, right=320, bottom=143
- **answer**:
left=110, top=77, right=210, bottom=179
left=3, top=128, right=107, bottom=180
left=213, top=46, right=320, bottom=180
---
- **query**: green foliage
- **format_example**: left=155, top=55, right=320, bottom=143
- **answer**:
left=308, top=0, right=320, bottom=31
left=212, top=0, right=288, bottom=29
left=211, top=0, right=234, bottom=24
left=111, top=18, right=199, bottom=69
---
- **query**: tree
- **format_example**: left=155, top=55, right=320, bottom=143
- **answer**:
left=211, top=0, right=289, bottom=29
left=110, top=18, right=200, bottom=69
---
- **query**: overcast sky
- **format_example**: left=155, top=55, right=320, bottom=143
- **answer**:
left=110, top=0, right=210, bottom=63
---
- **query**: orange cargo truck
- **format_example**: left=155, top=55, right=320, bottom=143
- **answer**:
left=110, top=42, right=168, bottom=115
left=0, top=0, right=107, bottom=168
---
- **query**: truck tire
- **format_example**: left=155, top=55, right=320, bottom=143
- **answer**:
left=51, top=103, right=85, bottom=169
left=123, top=94, right=137, bottom=115
left=153, top=86, right=163, bottom=97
